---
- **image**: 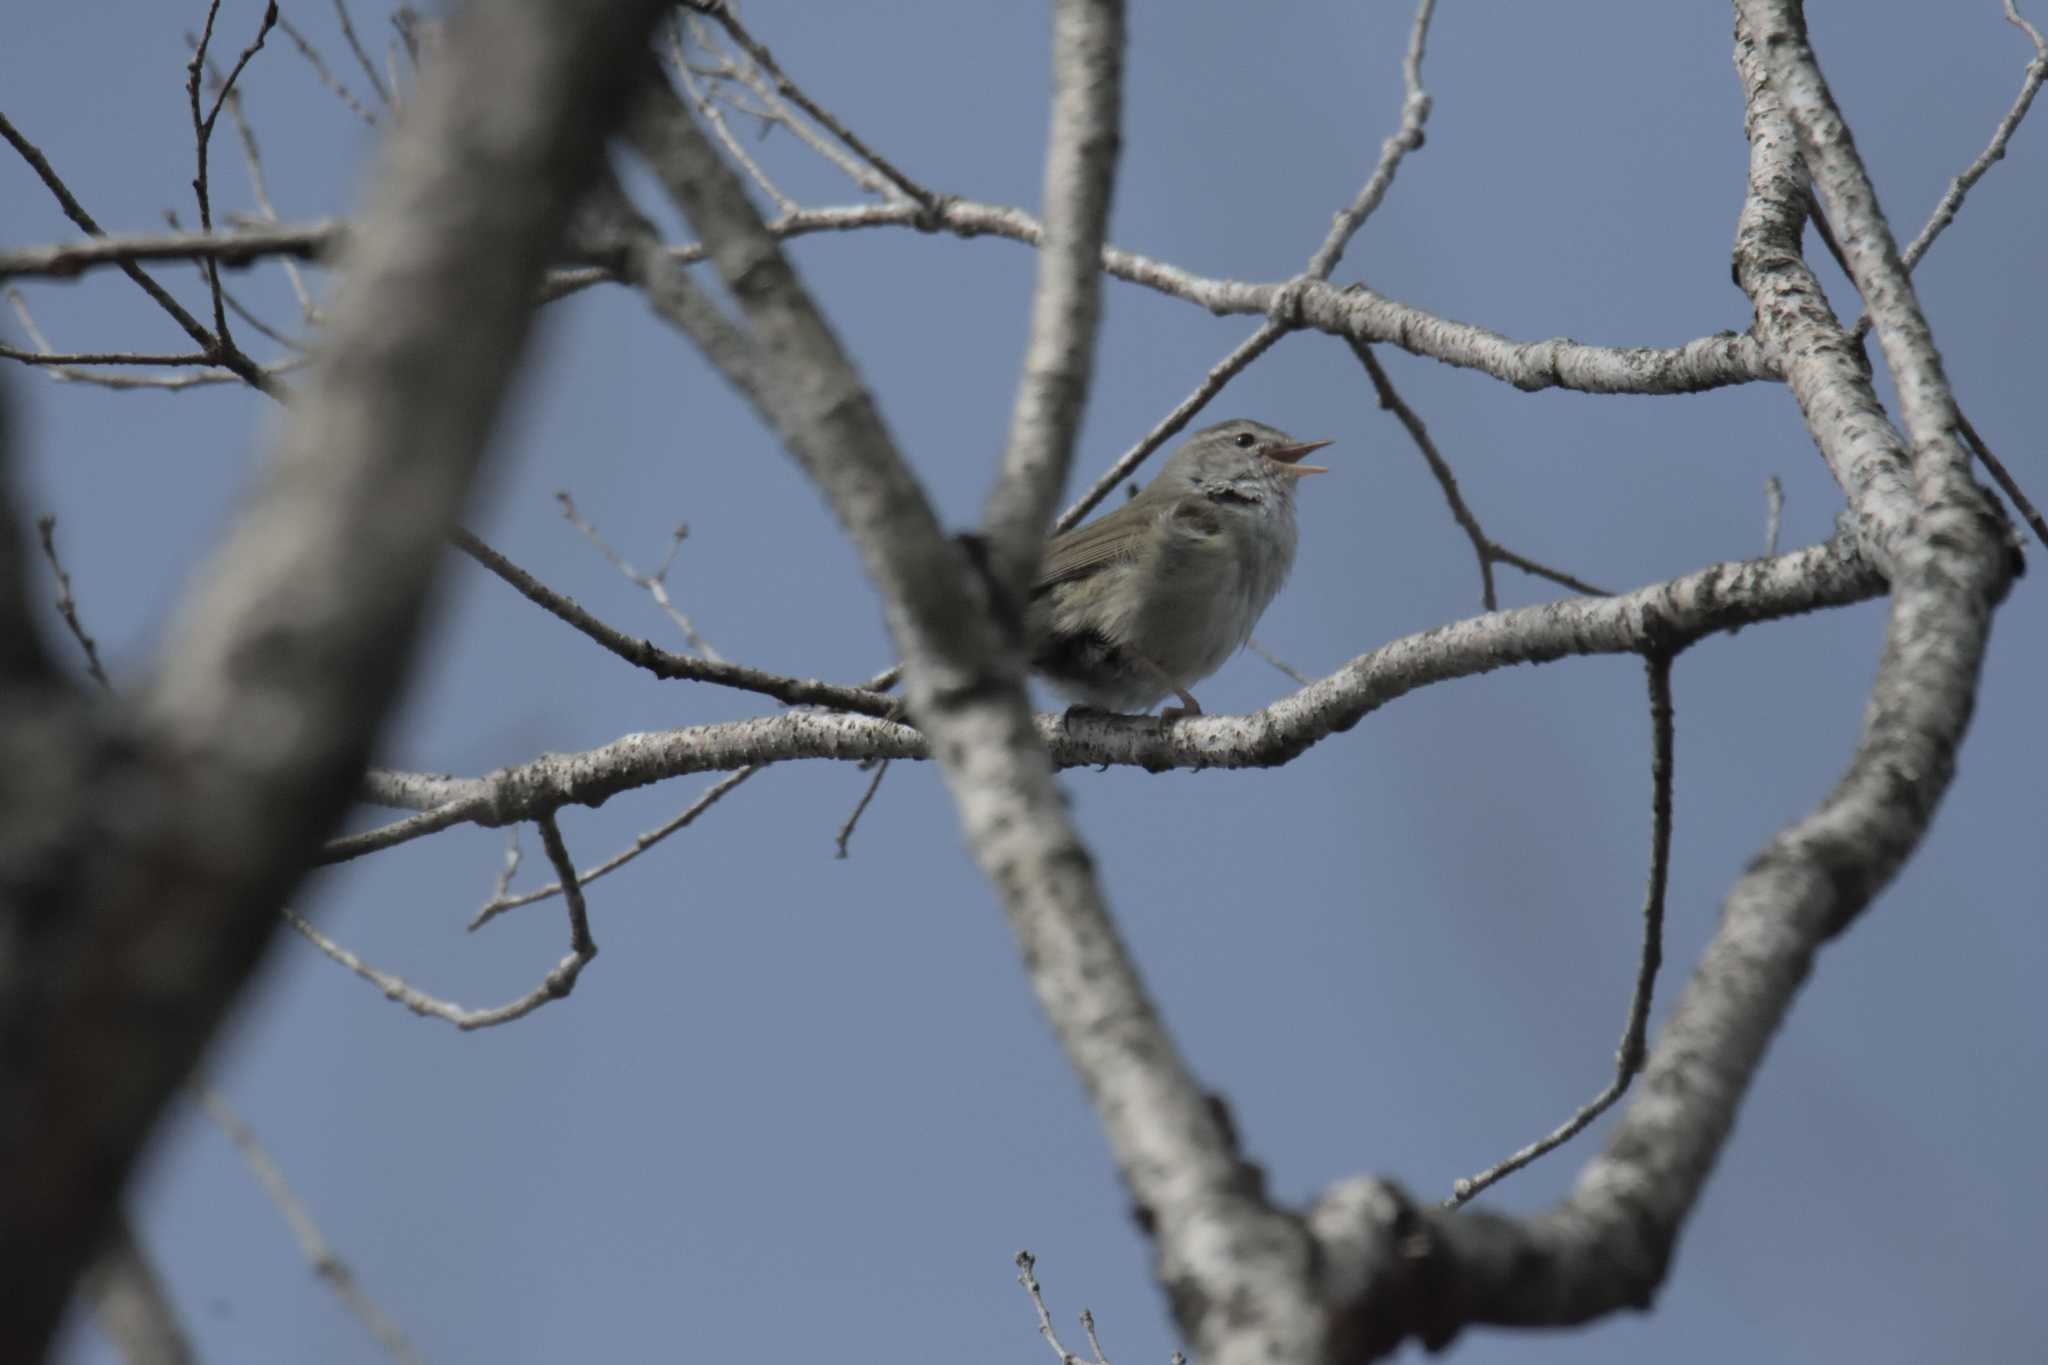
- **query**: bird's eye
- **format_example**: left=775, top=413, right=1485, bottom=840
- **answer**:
left=1232, top=432, right=1256, bottom=449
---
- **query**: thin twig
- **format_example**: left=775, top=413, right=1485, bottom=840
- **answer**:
left=186, top=0, right=280, bottom=352
left=1847, top=2, right=2046, bottom=343
left=470, top=766, right=758, bottom=928
left=1899, top=0, right=2046, bottom=273
left=1352, top=339, right=1608, bottom=607
left=4, top=346, right=212, bottom=367
left=0, top=201, right=1778, bottom=397
left=1014, top=1251, right=1082, bottom=1365
left=1764, top=475, right=1785, bottom=557
left=1078, top=1308, right=1113, bottom=1365
left=489, top=827, right=523, bottom=903
left=290, top=813, right=598, bottom=1031
left=218, top=281, right=308, bottom=351
left=200, top=1090, right=427, bottom=1364
left=668, top=22, right=796, bottom=214
left=1447, top=650, right=1676, bottom=1207
left=35, top=516, right=111, bottom=691
left=210, top=53, right=320, bottom=323
left=687, top=18, right=894, bottom=197
left=1247, top=639, right=1312, bottom=688
left=333, top=0, right=394, bottom=107
left=317, top=801, right=473, bottom=865
left=698, top=3, right=941, bottom=209
left=554, top=492, right=724, bottom=660
left=1959, top=408, right=2048, bottom=551
left=0, top=290, right=286, bottom=386
left=0, top=111, right=273, bottom=389
left=1303, top=0, right=1437, bottom=282
left=833, top=759, right=890, bottom=859
left=274, top=11, right=380, bottom=126
left=451, top=527, right=896, bottom=716
left=7, top=286, right=301, bottom=395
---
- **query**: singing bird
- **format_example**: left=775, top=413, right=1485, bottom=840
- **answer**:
left=1028, top=418, right=1330, bottom=718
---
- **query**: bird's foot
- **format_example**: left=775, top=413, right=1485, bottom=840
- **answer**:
left=1158, top=688, right=1204, bottom=725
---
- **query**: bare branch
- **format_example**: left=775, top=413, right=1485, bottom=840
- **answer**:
left=291, top=812, right=597, bottom=1031
left=470, top=766, right=758, bottom=928
left=982, top=0, right=1125, bottom=592
left=1896, top=0, right=2047, bottom=273
left=0, top=220, right=342, bottom=279
left=3, top=346, right=212, bottom=368
left=2, top=284, right=295, bottom=389
left=1246, top=640, right=1312, bottom=688
left=209, top=52, right=320, bottom=324
left=833, top=759, right=890, bottom=859
left=1297, top=17, right=2022, bottom=1352
left=696, top=2, right=942, bottom=209
left=2, top=206, right=1775, bottom=398
left=1351, top=340, right=1608, bottom=609
left=634, top=76, right=1325, bottom=1360
left=274, top=11, right=380, bottom=126
left=185, top=0, right=281, bottom=352
left=34, top=516, right=110, bottom=691
left=348, top=537, right=1877, bottom=838
left=1015, top=1251, right=1083, bottom=1365
left=333, top=0, right=395, bottom=107
left=1958, top=408, right=2048, bottom=550
left=452, top=527, right=895, bottom=715
left=0, top=2, right=674, bottom=1353
left=318, top=801, right=475, bottom=865
left=1447, top=652, right=1675, bottom=1207
left=1079, top=1308, right=1113, bottom=1365
left=0, top=109, right=279, bottom=391
left=668, top=22, right=796, bottom=215
left=684, top=18, right=894, bottom=197
left=554, top=493, right=723, bottom=660
left=1303, top=0, right=1437, bottom=281
left=201, top=1090, right=426, bottom=1364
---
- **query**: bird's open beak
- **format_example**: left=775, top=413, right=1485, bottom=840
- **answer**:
left=1266, top=438, right=1332, bottom=477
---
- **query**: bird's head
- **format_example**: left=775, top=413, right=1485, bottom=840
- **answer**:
left=1155, top=418, right=1332, bottom=507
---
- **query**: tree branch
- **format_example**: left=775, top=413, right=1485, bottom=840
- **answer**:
left=345, top=538, right=1876, bottom=843
left=5, top=209, right=1778, bottom=398
left=201, top=1089, right=425, bottom=1364
left=631, top=64, right=1326, bottom=1363
left=450, top=527, right=897, bottom=717
left=982, top=0, right=1124, bottom=593
left=1299, top=11, right=2021, bottom=1354
left=0, top=1, right=673, bottom=1355
left=1446, top=651, right=1675, bottom=1206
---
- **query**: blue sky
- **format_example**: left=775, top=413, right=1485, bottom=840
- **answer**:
left=6, top=3, right=2045, bottom=1362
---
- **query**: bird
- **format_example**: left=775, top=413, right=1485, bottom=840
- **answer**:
left=1028, top=417, right=1331, bottom=719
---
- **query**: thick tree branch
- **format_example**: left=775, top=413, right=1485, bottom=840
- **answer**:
left=0, top=1, right=672, bottom=1356
left=1300, top=9, right=2019, bottom=1353
left=982, top=0, right=1124, bottom=593
left=348, top=538, right=1876, bottom=844
left=631, top=66, right=1323, bottom=1365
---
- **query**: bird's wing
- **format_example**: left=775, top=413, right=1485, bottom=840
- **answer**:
left=1033, top=499, right=1153, bottom=593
